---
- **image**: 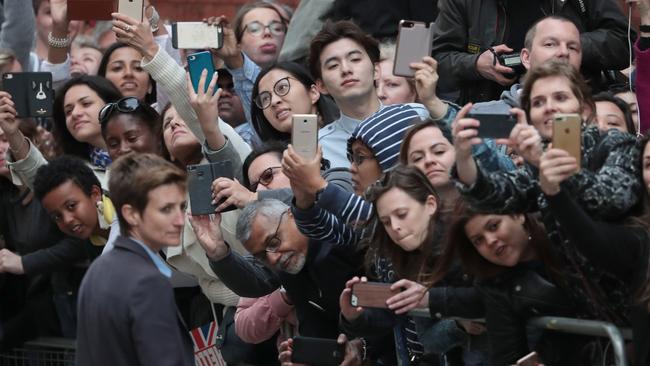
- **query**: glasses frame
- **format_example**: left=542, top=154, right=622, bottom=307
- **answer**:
left=253, top=209, right=287, bottom=261
left=349, top=152, right=374, bottom=166
left=242, top=20, right=287, bottom=37
left=98, top=97, right=141, bottom=124
left=254, top=76, right=300, bottom=110
left=249, top=166, right=282, bottom=191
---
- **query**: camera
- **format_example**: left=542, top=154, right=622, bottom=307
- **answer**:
left=497, top=52, right=526, bottom=78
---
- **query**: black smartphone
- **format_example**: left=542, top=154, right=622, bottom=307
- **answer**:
left=2, top=72, right=53, bottom=118
left=187, top=160, right=236, bottom=215
left=467, top=112, right=517, bottom=139
left=291, top=336, right=344, bottom=366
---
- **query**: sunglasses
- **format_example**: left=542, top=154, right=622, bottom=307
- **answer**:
left=249, top=166, right=282, bottom=191
left=98, top=97, right=141, bottom=124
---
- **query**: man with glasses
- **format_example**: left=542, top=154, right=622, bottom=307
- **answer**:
left=189, top=199, right=365, bottom=345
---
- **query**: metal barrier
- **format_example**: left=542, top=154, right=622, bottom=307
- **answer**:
left=408, top=309, right=632, bottom=366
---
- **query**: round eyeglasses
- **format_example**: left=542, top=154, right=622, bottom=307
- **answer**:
left=243, top=20, right=286, bottom=37
left=254, top=77, right=299, bottom=110
left=249, top=166, right=282, bottom=191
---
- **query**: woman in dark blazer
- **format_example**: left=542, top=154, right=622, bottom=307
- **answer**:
left=76, top=154, right=193, bottom=366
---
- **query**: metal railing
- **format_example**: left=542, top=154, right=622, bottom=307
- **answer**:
left=409, top=309, right=632, bottom=366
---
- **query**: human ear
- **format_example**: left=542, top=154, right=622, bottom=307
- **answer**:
left=121, top=204, right=141, bottom=228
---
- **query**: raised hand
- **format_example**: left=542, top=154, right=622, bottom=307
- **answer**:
left=386, top=279, right=428, bottom=315
left=187, top=213, right=229, bottom=260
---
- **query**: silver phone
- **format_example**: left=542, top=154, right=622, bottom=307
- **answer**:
left=118, top=0, right=143, bottom=21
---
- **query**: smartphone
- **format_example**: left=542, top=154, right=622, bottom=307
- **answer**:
left=291, top=114, right=318, bottom=160
left=68, top=0, right=114, bottom=20
left=2, top=72, right=53, bottom=118
left=393, top=20, right=434, bottom=77
left=467, top=112, right=517, bottom=139
left=291, top=336, right=344, bottom=366
left=118, top=0, right=144, bottom=21
left=350, top=282, right=399, bottom=308
left=516, top=351, right=540, bottom=366
left=552, top=113, right=582, bottom=168
left=187, top=51, right=216, bottom=94
left=187, top=161, right=235, bottom=215
left=172, top=22, right=224, bottom=50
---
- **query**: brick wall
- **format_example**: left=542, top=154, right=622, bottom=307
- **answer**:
left=153, top=0, right=299, bottom=22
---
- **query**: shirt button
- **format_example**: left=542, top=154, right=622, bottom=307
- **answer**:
left=435, top=312, right=442, bottom=319
left=515, top=285, right=522, bottom=292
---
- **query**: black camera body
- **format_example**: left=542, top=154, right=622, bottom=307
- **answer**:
left=497, top=52, right=526, bottom=78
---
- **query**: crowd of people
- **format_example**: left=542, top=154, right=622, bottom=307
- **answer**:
left=0, top=0, right=649, bottom=365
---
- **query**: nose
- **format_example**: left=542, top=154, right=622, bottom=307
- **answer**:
left=71, top=103, right=83, bottom=118
left=390, top=220, right=401, bottom=233
left=340, top=60, right=352, bottom=75
left=170, top=119, right=181, bottom=130
left=377, top=83, right=387, bottom=102
left=484, top=232, right=499, bottom=247
left=118, top=140, right=132, bottom=156
left=173, top=208, right=185, bottom=227
left=266, top=251, right=282, bottom=266
left=556, top=43, right=570, bottom=58
left=123, top=65, right=134, bottom=78
left=261, top=25, right=272, bottom=38
left=62, top=211, right=76, bottom=227
left=424, top=152, right=438, bottom=167
left=270, top=91, right=283, bottom=107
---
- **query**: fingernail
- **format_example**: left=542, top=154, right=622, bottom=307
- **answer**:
left=211, top=200, right=216, bottom=205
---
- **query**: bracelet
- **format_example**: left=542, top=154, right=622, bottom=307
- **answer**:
left=147, top=5, right=160, bottom=33
left=641, top=24, right=650, bottom=33
left=47, top=32, right=71, bottom=48
left=359, top=337, right=367, bottom=361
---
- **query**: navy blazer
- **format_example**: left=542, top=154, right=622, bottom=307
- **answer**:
left=76, top=236, right=194, bottom=366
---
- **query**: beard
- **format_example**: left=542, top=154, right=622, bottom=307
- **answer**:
left=275, top=251, right=306, bottom=275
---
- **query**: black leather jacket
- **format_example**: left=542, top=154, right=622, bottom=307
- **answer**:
left=477, top=263, right=578, bottom=365
left=432, top=0, right=632, bottom=104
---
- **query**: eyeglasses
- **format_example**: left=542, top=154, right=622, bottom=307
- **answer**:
left=98, top=97, right=141, bottom=124
left=242, top=20, right=286, bottom=37
left=254, top=77, right=298, bottom=110
left=348, top=152, right=374, bottom=166
left=249, top=166, right=282, bottom=191
left=253, top=210, right=287, bottom=261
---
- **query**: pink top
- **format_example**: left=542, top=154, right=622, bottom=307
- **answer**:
left=234, top=289, right=298, bottom=348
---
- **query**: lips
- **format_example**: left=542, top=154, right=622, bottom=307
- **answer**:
left=68, top=223, right=84, bottom=237
left=275, top=108, right=291, bottom=121
left=495, top=245, right=506, bottom=257
left=73, top=120, right=90, bottom=131
left=171, top=129, right=187, bottom=142
left=341, top=79, right=359, bottom=87
left=260, top=43, right=277, bottom=53
left=120, top=81, right=138, bottom=91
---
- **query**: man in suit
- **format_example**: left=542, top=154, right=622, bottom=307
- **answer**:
left=76, top=154, right=193, bottom=366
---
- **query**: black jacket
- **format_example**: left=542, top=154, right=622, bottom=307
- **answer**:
left=209, top=240, right=363, bottom=338
left=477, top=264, right=578, bottom=366
left=432, top=0, right=632, bottom=104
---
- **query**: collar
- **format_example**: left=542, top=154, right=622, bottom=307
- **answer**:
left=129, top=236, right=172, bottom=278
left=336, top=103, right=385, bottom=135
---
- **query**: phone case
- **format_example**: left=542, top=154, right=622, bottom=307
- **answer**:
left=68, top=0, right=114, bottom=20
left=172, top=22, right=224, bottom=50
left=2, top=73, right=53, bottom=118
left=187, top=160, right=235, bottom=215
left=291, top=336, right=344, bottom=366
left=118, top=0, right=143, bottom=21
left=552, top=114, right=582, bottom=168
left=187, top=51, right=216, bottom=94
left=393, top=20, right=435, bottom=77
left=350, top=282, right=398, bottom=308
left=468, top=113, right=517, bottom=138
left=291, top=114, right=318, bottom=160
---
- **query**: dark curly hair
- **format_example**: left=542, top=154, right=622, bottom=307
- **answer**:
left=33, top=155, right=101, bottom=201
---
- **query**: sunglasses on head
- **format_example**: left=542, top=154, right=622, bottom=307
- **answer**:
left=98, top=97, right=142, bottom=125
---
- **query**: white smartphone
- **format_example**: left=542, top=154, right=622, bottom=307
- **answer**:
left=171, top=22, right=224, bottom=49
left=291, top=114, right=318, bottom=160
left=118, top=0, right=143, bottom=21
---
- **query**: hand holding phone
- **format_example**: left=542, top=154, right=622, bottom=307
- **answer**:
left=187, top=161, right=236, bottom=215
left=187, top=51, right=216, bottom=94
left=172, top=22, right=224, bottom=49
left=118, top=0, right=144, bottom=21
left=394, top=20, right=434, bottom=77
left=291, top=114, right=318, bottom=160
left=291, top=336, right=344, bottom=366
left=552, top=113, right=581, bottom=168
left=351, top=281, right=399, bottom=308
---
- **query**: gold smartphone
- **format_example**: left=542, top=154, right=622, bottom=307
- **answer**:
left=291, top=114, right=318, bottom=160
left=552, top=113, right=581, bottom=168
